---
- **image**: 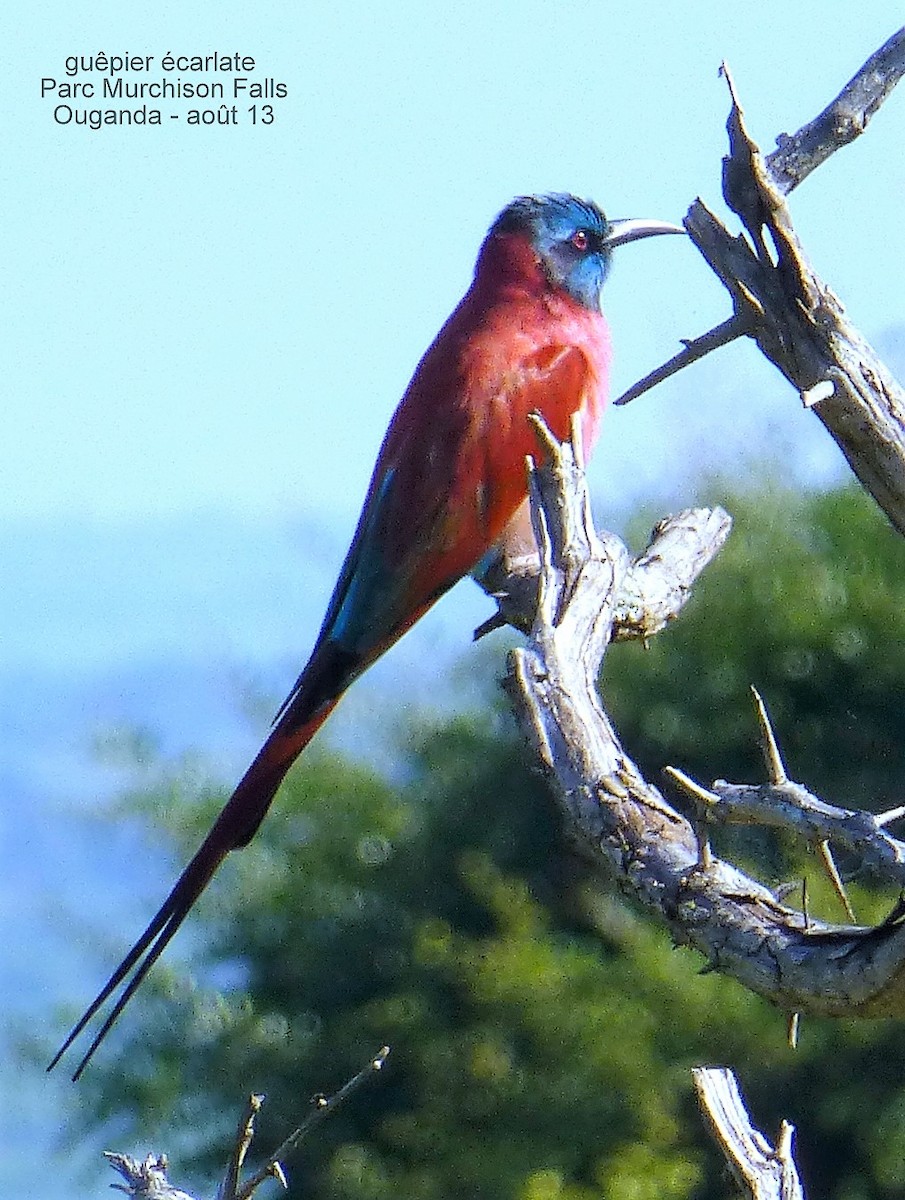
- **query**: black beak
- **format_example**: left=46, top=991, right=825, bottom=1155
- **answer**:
left=602, top=217, right=685, bottom=250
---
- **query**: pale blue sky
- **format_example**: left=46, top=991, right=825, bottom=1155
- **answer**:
left=4, top=3, right=904, bottom=537
left=4, top=5, right=905, bottom=1196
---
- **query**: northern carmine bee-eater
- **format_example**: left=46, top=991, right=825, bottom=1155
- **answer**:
left=51, top=193, right=683, bottom=1078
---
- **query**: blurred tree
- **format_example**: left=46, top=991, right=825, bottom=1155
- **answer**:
left=67, top=480, right=905, bottom=1200
left=606, top=480, right=905, bottom=899
left=608, top=481, right=905, bottom=812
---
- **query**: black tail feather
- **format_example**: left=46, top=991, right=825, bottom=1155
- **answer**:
left=49, top=640, right=357, bottom=1078
left=48, top=740, right=295, bottom=1078
left=48, top=836, right=229, bottom=1080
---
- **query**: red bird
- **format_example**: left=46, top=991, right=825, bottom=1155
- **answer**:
left=51, top=193, right=682, bottom=1078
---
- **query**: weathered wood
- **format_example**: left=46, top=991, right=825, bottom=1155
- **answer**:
left=693, top=1068, right=805, bottom=1200
left=103, top=1048, right=389, bottom=1200
left=616, top=33, right=905, bottom=538
left=505, top=426, right=905, bottom=1019
left=687, top=70, right=905, bottom=535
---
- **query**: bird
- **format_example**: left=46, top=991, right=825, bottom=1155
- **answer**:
left=50, top=192, right=683, bottom=1079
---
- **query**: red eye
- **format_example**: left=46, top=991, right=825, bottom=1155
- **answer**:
left=571, top=230, right=589, bottom=250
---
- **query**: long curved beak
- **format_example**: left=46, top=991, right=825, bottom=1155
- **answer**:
left=603, top=217, right=685, bottom=249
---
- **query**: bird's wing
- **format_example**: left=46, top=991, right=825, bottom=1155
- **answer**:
left=48, top=334, right=597, bottom=1081
left=296, top=339, right=597, bottom=680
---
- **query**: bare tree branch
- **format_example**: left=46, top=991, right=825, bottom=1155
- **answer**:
left=766, top=26, right=905, bottom=193
left=475, top=415, right=732, bottom=642
left=232, top=1046, right=389, bottom=1200
left=503, top=422, right=905, bottom=1019
left=618, top=32, right=905, bottom=538
left=103, top=1047, right=390, bottom=1200
left=691, top=61, right=905, bottom=536
left=105, top=1153, right=196, bottom=1200
left=693, top=1067, right=805, bottom=1200
left=219, top=1094, right=264, bottom=1200
left=613, top=317, right=745, bottom=408
left=671, top=765, right=905, bottom=895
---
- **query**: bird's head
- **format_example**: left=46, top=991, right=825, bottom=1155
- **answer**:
left=485, top=193, right=684, bottom=312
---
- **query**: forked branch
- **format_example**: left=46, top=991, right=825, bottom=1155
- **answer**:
left=503, top=422, right=905, bottom=1019
left=104, top=1047, right=390, bottom=1200
left=617, top=29, right=905, bottom=537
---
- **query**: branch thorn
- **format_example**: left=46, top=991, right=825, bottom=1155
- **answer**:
left=817, top=838, right=856, bottom=922
left=750, top=687, right=787, bottom=784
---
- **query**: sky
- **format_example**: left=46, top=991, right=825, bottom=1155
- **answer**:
left=4, top=3, right=904, bottom=535
left=3, top=3, right=905, bottom=1197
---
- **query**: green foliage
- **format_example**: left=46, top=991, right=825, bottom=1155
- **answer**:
left=607, top=482, right=905, bottom=812
left=606, top=481, right=905, bottom=903
left=68, top=480, right=905, bottom=1199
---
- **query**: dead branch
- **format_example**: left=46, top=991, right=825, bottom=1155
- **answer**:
left=693, top=1067, right=805, bottom=1200
left=617, top=30, right=905, bottom=539
left=668, top=764, right=905, bottom=896
left=766, top=27, right=905, bottom=193
left=105, top=1153, right=197, bottom=1200
left=614, top=317, right=745, bottom=408
left=103, top=1047, right=389, bottom=1200
left=502, top=422, right=905, bottom=1019
left=692, top=62, right=905, bottom=536
left=474, top=415, right=732, bottom=643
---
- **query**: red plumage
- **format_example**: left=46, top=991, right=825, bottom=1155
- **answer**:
left=50, top=193, right=679, bottom=1078
left=364, top=226, right=610, bottom=614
